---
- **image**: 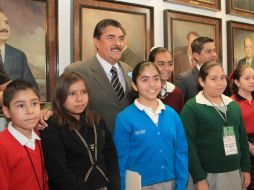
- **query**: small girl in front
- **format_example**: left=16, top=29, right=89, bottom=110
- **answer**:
left=114, top=61, right=188, bottom=190
left=231, top=64, right=254, bottom=189
left=181, top=61, right=251, bottom=190
left=41, top=72, right=120, bottom=190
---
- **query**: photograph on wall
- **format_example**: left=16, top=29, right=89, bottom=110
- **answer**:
left=164, top=10, right=221, bottom=75
left=164, top=0, right=221, bottom=11
left=226, top=0, right=254, bottom=19
left=73, top=0, right=153, bottom=68
left=0, top=0, right=57, bottom=101
left=227, top=21, right=254, bottom=73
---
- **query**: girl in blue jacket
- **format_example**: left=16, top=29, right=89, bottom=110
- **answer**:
left=114, top=61, right=188, bottom=190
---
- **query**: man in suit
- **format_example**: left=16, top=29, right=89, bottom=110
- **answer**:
left=238, top=37, right=254, bottom=68
left=175, top=37, right=217, bottom=102
left=174, top=31, right=199, bottom=75
left=65, top=19, right=132, bottom=133
left=0, top=9, right=38, bottom=89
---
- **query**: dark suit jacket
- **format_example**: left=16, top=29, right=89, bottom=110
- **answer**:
left=4, top=43, right=38, bottom=88
left=64, top=56, right=132, bottom=133
left=0, top=62, right=10, bottom=85
left=237, top=57, right=254, bottom=68
left=175, top=67, right=199, bottom=102
left=174, top=46, right=192, bottom=75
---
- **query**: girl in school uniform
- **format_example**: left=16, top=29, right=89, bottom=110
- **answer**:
left=231, top=64, right=254, bottom=189
left=149, top=47, right=184, bottom=113
left=181, top=61, right=251, bottom=190
left=41, top=72, right=120, bottom=190
left=114, top=61, right=188, bottom=190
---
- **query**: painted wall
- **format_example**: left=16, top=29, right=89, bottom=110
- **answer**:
left=58, top=0, right=254, bottom=74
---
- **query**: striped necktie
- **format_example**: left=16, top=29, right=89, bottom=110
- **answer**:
left=110, top=66, right=124, bottom=102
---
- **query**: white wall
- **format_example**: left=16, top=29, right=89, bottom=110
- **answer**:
left=58, top=0, right=254, bottom=74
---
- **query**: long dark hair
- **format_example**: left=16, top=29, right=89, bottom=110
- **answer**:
left=128, top=61, right=161, bottom=103
left=52, top=72, right=100, bottom=129
left=231, top=64, right=254, bottom=95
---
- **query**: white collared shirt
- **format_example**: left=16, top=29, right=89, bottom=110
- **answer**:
left=196, top=64, right=202, bottom=70
left=96, top=53, right=126, bottom=91
left=8, top=122, right=41, bottom=150
left=0, top=44, right=5, bottom=62
left=160, top=81, right=176, bottom=97
left=134, top=99, right=165, bottom=126
left=196, top=91, right=233, bottom=107
left=246, top=58, right=253, bottom=66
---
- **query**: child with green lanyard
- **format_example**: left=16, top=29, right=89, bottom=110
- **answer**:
left=181, top=61, right=251, bottom=190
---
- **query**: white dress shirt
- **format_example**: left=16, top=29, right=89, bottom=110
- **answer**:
left=8, top=122, right=41, bottom=150
left=134, top=99, right=165, bottom=126
left=96, top=53, right=126, bottom=91
left=0, top=44, right=6, bottom=62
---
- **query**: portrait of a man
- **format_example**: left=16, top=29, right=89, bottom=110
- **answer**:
left=173, top=31, right=199, bottom=75
left=0, top=0, right=47, bottom=100
left=81, top=7, right=146, bottom=67
left=237, top=37, right=254, bottom=68
left=171, top=19, right=215, bottom=74
left=232, top=28, right=254, bottom=69
left=0, top=8, right=38, bottom=89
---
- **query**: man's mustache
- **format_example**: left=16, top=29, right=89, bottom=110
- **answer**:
left=0, top=29, right=9, bottom=33
left=111, top=47, right=122, bottom=51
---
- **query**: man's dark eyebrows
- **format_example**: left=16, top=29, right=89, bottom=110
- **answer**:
left=106, top=34, right=115, bottom=37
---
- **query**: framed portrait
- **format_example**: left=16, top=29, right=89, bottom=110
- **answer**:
left=0, top=0, right=58, bottom=101
left=164, top=10, right=222, bottom=75
left=73, top=0, right=154, bottom=67
left=227, top=21, right=254, bottom=73
left=226, top=0, right=254, bottom=19
left=164, top=0, right=221, bottom=11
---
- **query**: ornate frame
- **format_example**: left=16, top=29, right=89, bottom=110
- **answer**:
left=227, top=21, right=254, bottom=73
left=226, top=0, right=254, bottom=19
left=164, top=10, right=222, bottom=74
left=0, top=0, right=58, bottom=101
left=73, top=0, right=154, bottom=63
left=164, top=0, right=221, bottom=11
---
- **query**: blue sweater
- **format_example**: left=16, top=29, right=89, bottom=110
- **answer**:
left=114, top=103, right=188, bottom=190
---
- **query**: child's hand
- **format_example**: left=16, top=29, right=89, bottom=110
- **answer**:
left=242, top=172, right=251, bottom=188
left=197, top=179, right=209, bottom=190
left=37, top=109, right=53, bottom=130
